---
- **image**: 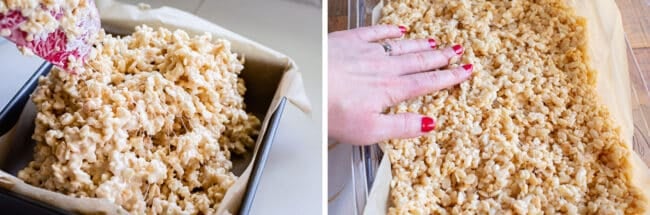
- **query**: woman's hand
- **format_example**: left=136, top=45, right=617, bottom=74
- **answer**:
left=328, top=25, right=473, bottom=145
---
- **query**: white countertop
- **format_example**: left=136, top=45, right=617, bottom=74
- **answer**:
left=0, top=0, right=322, bottom=214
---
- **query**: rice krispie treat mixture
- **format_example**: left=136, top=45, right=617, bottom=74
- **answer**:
left=380, top=0, right=647, bottom=214
left=18, top=25, right=260, bottom=214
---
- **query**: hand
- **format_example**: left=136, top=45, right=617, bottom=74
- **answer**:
left=328, top=25, right=473, bottom=145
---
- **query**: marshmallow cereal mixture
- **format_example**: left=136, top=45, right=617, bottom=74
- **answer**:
left=380, top=0, right=648, bottom=214
left=18, top=25, right=260, bottom=214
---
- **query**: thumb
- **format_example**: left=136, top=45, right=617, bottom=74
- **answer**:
left=372, top=113, right=436, bottom=141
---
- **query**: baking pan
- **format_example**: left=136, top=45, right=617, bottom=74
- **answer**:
left=348, top=1, right=384, bottom=214
left=0, top=61, right=287, bottom=214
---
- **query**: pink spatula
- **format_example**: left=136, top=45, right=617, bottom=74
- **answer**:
left=0, top=0, right=100, bottom=73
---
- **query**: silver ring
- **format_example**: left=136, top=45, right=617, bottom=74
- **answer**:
left=381, top=42, right=392, bottom=55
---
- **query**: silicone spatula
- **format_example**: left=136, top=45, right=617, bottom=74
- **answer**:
left=0, top=0, right=100, bottom=73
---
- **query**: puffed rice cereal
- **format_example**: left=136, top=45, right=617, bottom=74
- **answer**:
left=380, top=0, right=647, bottom=214
left=18, top=25, right=260, bottom=214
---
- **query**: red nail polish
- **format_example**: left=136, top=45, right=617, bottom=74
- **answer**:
left=428, top=38, right=437, bottom=49
left=398, top=26, right=407, bottom=34
left=462, top=64, right=473, bottom=73
left=452, top=44, right=464, bottom=55
left=421, top=117, right=435, bottom=132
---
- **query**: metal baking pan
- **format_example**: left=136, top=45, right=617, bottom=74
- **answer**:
left=350, top=0, right=650, bottom=214
left=0, top=61, right=287, bottom=215
left=348, top=1, right=386, bottom=214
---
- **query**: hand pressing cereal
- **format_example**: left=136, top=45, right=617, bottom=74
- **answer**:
left=328, top=25, right=472, bottom=145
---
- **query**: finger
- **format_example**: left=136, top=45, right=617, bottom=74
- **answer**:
left=371, top=113, right=436, bottom=141
left=385, top=64, right=473, bottom=105
left=383, top=38, right=437, bottom=56
left=388, top=44, right=464, bottom=74
left=347, top=25, right=406, bottom=42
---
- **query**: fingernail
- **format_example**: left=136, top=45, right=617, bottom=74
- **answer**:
left=398, top=26, right=407, bottom=34
left=428, top=38, right=437, bottom=49
left=452, top=44, right=464, bottom=55
left=462, top=64, right=473, bottom=73
left=421, top=117, right=435, bottom=132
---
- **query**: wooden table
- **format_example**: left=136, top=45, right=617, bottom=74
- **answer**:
left=328, top=0, right=650, bottom=165
left=327, top=0, right=347, bottom=33
left=618, top=0, right=650, bottom=166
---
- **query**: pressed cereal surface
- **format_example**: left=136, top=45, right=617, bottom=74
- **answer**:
left=380, top=0, right=648, bottom=214
left=18, top=26, right=260, bottom=214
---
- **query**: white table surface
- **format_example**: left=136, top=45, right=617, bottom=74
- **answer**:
left=0, top=0, right=322, bottom=214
